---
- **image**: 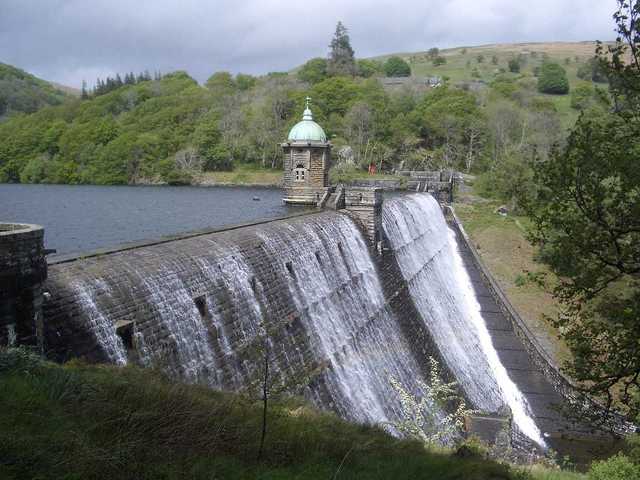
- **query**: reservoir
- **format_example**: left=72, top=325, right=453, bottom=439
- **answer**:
left=0, top=184, right=301, bottom=256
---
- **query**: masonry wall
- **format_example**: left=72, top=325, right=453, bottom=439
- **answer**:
left=282, top=144, right=330, bottom=203
left=0, top=224, right=47, bottom=348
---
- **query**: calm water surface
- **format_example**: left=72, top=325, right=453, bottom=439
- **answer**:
left=0, top=184, right=302, bottom=256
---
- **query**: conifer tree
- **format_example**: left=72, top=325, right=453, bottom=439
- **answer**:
left=328, top=21, right=356, bottom=76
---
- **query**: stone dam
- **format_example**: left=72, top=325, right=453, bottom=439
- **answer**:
left=1, top=193, right=632, bottom=456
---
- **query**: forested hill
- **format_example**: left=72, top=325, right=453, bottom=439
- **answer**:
left=0, top=63, right=70, bottom=118
left=0, top=40, right=610, bottom=188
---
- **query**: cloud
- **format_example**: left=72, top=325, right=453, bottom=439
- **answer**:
left=0, top=0, right=619, bottom=87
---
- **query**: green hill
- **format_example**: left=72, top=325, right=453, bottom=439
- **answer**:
left=0, top=62, right=70, bottom=118
left=0, top=347, right=581, bottom=480
left=0, top=41, right=612, bottom=187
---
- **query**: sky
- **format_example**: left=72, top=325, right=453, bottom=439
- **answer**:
left=0, top=0, right=620, bottom=88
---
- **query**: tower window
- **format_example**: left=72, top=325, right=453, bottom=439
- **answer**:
left=294, top=164, right=306, bottom=182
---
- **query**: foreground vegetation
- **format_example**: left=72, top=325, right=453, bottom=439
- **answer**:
left=0, top=347, right=588, bottom=480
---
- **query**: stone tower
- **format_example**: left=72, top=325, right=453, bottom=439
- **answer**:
left=282, top=98, right=331, bottom=205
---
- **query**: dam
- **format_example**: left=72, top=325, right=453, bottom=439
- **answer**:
left=3, top=190, right=631, bottom=457
left=1, top=105, right=632, bottom=458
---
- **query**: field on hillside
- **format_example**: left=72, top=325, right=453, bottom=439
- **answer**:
left=373, top=41, right=610, bottom=127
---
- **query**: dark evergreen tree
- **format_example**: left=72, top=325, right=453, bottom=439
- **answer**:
left=327, top=21, right=356, bottom=76
left=81, top=80, right=89, bottom=100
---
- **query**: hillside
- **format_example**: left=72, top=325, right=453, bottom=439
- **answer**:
left=0, top=41, right=611, bottom=186
left=371, top=41, right=610, bottom=126
left=0, top=62, right=69, bottom=118
left=0, top=347, right=582, bottom=480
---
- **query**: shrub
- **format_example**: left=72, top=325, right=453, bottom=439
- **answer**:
left=508, top=58, right=521, bottom=73
left=384, top=56, right=411, bottom=77
left=589, top=453, right=640, bottom=480
left=432, top=56, right=447, bottom=66
left=537, top=62, right=569, bottom=94
left=570, top=84, right=595, bottom=110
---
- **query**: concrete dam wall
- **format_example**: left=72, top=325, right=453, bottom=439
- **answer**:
left=33, top=193, right=630, bottom=451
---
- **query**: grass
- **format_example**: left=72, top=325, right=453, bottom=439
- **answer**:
left=0, top=347, right=584, bottom=480
left=195, top=164, right=283, bottom=186
left=452, top=185, right=570, bottom=365
left=371, top=41, right=608, bottom=129
left=330, top=167, right=404, bottom=185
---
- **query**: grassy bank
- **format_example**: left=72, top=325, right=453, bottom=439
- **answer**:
left=0, top=348, right=582, bottom=480
left=452, top=186, right=569, bottom=365
left=194, top=164, right=283, bottom=186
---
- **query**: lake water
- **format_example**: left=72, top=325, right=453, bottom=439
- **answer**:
left=0, top=184, right=303, bottom=256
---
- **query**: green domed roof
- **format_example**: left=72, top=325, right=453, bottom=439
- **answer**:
left=288, top=105, right=327, bottom=142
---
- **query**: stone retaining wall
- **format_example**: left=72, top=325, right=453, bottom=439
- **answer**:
left=0, top=223, right=47, bottom=348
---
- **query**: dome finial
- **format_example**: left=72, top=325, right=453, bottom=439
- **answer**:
left=303, top=96, right=313, bottom=120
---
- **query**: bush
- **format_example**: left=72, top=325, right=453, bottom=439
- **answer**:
left=589, top=453, right=640, bottom=480
left=508, top=58, right=521, bottom=73
left=570, top=84, right=595, bottom=110
left=384, top=56, right=411, bottom=77
left=537, top=62, right=569, bottom=94
left=357, top=59, right=383, bottom=78
left=432, top=56, right=447, bottom=66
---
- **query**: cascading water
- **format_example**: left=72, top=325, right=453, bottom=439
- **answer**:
left=49, top=194, right=550, bottom=446
left=382, top=193, right=546, bottom=447
left=52, top=212, right=444, bottom=436
left=255, top=215, right=435, bottom=427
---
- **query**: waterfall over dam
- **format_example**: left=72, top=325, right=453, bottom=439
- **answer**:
left=41, top=193, right=585, bottom=448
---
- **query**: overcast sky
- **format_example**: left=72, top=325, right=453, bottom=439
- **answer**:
left=0, top=0, right=619, bottom=88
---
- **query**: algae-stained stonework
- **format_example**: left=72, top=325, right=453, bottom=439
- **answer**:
left=281, top=99, right=331, bottom=205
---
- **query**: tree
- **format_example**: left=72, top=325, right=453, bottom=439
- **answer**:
left=427, top=47, right=440, bottom=60
left=537, top=62, right=570, bottom=94
left=297, top=58, right=328, bottom=84
left=508, top=58, right=521, bottom=73
left=235, top=73, right=256, bottom=91
left=597, top=0, right=640, bottom=110
left=577, top=57, right=608, bottom=83
left=327, top=21, right=356, bottom=76
left=491, top=55, right=499, bottom=65
left=477, top=54, right=485, bottom=63
left=383, top=56, right=411, bottom=77
left=527, top=0, right=640, bottom=420
left=205, top=71, right=236, bottom=96
left=357, top=59, right=383, bottom=78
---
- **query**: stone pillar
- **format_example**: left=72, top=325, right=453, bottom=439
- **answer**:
left=344, top=187, right=383, bottom=251
left=0, top=223, right=47, bottom=349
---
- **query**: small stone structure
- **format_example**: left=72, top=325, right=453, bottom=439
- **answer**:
left=282, top=100, right=384, bottom=249
left=0, top=223, right=47, bottom=349
left=281, top=98, right=331, bottom=205
left=344, top=188, right=383, bottom=250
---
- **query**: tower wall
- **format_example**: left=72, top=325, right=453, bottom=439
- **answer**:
left=282, top=142, right=331, bottom=205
